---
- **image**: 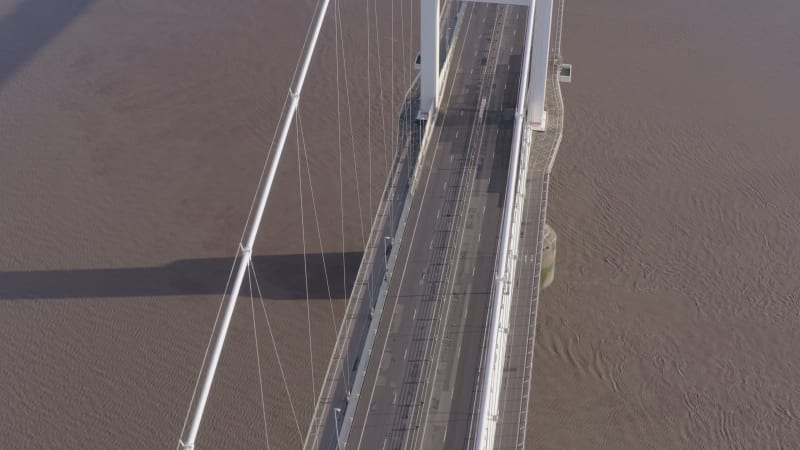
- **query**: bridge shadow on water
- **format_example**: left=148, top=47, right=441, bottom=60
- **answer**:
left=0, top=252, right=362, bottom=300
left=0, top=0, right=95, bottom=88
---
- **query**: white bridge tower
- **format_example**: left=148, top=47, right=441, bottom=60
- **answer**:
left=419, top=0, right=553, bottom=129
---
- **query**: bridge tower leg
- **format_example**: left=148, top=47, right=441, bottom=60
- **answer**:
left=420, top=0, right=440, bottom=118
left=527, top=0, right=553, bottom=130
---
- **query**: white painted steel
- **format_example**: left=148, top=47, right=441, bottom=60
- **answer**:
left=474, top=1, right=536, bottom=448
left=178, top=1, right=332, bottom=448
left=336, top=174, right=414, bottom=447
left=527, top=0, right=552, bottom=127
left=461, top=0, right=530, bottom=5
left=420, top=0, right=440, bottom=115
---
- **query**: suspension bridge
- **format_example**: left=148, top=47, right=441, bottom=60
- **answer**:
left=177, top=0, right=568, bottom=448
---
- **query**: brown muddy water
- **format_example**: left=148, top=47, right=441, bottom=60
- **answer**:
left=531, top=0, right=800, bottom=448
left=0, top=0, right=798, bottom=448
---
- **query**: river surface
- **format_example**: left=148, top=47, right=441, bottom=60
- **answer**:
left=0, top=0, right=798, bottom=448
left=531, top=0, right=800, bottom=447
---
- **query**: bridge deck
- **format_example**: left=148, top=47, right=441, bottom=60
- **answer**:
left=491, top=0, right=565, bottom=447
left=307, top=0, right=565, bottom=448
left=347, top=3, right=527, bottom=449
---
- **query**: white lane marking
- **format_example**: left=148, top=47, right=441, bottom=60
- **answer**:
left=361, top=6, right=489, bottom=450
left=415, top=37, right=507, bottom=450
left=403, top=349, right=408, bottom=361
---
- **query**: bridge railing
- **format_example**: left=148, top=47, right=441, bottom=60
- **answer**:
left=477, top=0, right=567, bottom=447
left=474, top=0, right=538, bottom=446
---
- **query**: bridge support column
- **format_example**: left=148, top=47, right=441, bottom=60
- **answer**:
left=420, top=0, right=440, bottom=118
left=527, top=0, right=553, bottom=130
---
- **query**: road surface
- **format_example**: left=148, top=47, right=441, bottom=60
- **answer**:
left=347, top=4, right=527, bottom=449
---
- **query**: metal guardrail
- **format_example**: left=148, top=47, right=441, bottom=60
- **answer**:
left=474, top=1, right=538, bottom=447
left=477, top=0, right=567, bottom=447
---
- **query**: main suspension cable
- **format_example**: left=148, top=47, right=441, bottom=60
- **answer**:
left=177, top=0, right=332, bottom=446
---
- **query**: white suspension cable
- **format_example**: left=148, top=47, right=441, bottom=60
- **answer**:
left=361, top=0, right=381, bottom=316
left=250, top=261, right=304, bottom=442
left=177, top=0, right=332, bottom=446
left=177, top=93, right=288, bottom=450
left=410, top=0, right=414, bottom=83
left=335, top=0, right=367, bottom=247
left=297, top=111, right=338, bottom=337
left=366, top=0, right=373, bottom=226
left=373, top=0, right=392, bottom=230
left=399, top=0, right=407, bottom=103
left=398, top=0, right=409, bottom=175
left=176, top=252, right=239, bottom=450
left=334, top=0, right=379, bottom=317
left=238, top=0, right=323, bottom=245
left=298, top=110, right=352, bottom=419
left=247, top=268, right=271, bottom=449
left=406, top=0, right=414, bottom=152
left=390, top=0, right=396, bottom=167
left=295, top=108, right=316, bottom=407
left=334, top=0, right=352, bottom=393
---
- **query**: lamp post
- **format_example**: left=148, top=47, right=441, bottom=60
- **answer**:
left=333, top=407, right=342, bottom=450
left=383, top=236, right=391, bottom=281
